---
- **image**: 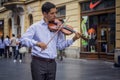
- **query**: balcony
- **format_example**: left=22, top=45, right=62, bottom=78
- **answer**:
left=3, top=0, right=25, bottom=10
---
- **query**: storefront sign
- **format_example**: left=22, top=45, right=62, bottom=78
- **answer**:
left=89, top=0, right=102, bottom=9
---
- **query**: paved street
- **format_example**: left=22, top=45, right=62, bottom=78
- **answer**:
left=0, top=54, right=120, bottom=80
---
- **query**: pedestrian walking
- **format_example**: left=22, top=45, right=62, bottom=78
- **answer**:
left=21, top=2, right=81, bottom=80
left=4, top=35, right=11, bottom=58
left=13, top=34, right=22, bottom=63
left=0, top=35, right=5, bottom=58
left=10, top=34, right=16, bottom=57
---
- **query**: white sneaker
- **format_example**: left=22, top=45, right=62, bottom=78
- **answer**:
left=13, top=60, right=17, bottom=63
left=19, top=60, right=22, bottom=63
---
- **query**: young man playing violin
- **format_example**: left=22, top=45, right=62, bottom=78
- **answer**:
left=21, top=2, right=81, bottom=80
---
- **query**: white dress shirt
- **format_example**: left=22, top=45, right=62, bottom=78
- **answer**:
left=21, top=19, right=74, bottom=59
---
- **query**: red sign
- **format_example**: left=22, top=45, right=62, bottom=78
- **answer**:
left=89, top=0, right=102, bottom=9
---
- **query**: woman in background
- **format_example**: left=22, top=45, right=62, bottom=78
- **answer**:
left=0, top=35, right=5, bottom=58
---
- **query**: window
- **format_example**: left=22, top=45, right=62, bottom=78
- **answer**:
left=57, top=6, right=66, bottom=18
left=81, top=13, right=115, bottom=53
left=81, top=2, right=90, bottom=11
left=0, top=0, right=8, bottom=7
left=28, top=14, right=33, bottom=25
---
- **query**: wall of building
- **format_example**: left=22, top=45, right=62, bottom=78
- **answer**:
left=116, top=0, right=120, bottom=49
left=0, top=10, right=11, bottom=37
left=24, top=1, right=41, bottom=31
left=62, top=1, right=81, bottom=58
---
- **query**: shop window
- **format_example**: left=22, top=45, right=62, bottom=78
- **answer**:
left=108, top=13, right=115, bottom=53
left=81, top=16, right=89, bottom=52
left=81, top=13, right=115, bottom=53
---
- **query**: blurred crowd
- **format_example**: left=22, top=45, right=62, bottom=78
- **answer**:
left=0, top=34, right=28, bottom=63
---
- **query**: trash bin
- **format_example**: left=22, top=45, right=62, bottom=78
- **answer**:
left=114, top=49, right=120, bottom=67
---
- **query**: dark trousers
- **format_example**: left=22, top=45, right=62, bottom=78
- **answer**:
left=0, top=49, right=4, bottom=57
left=31, top=58, right=56, bottom=80
left=12, top=46, right=16, bottom=57
left=4, top=46, right=10, bottom=58
left=14, top=50, right=22, bottom=60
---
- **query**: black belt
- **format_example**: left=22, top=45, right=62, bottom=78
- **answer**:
left=32, top=55, right=55, bottom=62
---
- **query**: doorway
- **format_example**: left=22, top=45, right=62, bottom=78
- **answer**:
left=97, top=24, right=108, bottom=53
left=0, top=20, right=4, bottom=37
left=97, top=24, right=108, bottom=58
left=89, top=13, right=115, bottom=59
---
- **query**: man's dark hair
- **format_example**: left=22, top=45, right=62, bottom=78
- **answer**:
left=41, top=2, right=56, bottom=13
left=12, top=34, right=15, bottom=37
left=6, top=35, right=9, bottom=39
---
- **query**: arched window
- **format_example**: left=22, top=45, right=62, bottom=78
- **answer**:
left=17, top=15, right=20, bottom=26
left=28, top=14, right=33, bottom=26
left=17, top=16, right=21, bottom=35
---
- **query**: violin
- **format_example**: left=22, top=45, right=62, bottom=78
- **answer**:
left=48, top=19, right=88, bottom=40
left=48, top=19, right=76, bottom=35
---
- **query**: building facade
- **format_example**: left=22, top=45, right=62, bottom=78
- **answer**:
left=0, top=0, right=120, bottom=60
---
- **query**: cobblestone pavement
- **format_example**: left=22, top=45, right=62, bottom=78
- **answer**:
left=0, top=54, right=120, bottom=80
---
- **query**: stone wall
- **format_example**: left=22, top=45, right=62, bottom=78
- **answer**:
left=116, top=0, right=120, bottom=49
left=65, top=47, right=80, bottom=59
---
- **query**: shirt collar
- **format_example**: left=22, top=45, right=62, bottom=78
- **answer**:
left=40, top=18, right=47, bottom=25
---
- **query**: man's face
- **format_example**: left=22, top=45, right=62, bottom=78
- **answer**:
left=43, top=8, right=57, bottom=22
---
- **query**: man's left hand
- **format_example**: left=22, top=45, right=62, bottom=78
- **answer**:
left=72, top=32, right=81, bottom=41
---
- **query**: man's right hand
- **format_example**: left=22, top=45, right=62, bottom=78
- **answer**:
left=36, top=42, right=47, bottom=50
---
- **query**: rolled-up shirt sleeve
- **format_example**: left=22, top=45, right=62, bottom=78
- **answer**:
left=56, top=32, right=74, bottom=50
left=20, top=25, right=38, bottom=47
